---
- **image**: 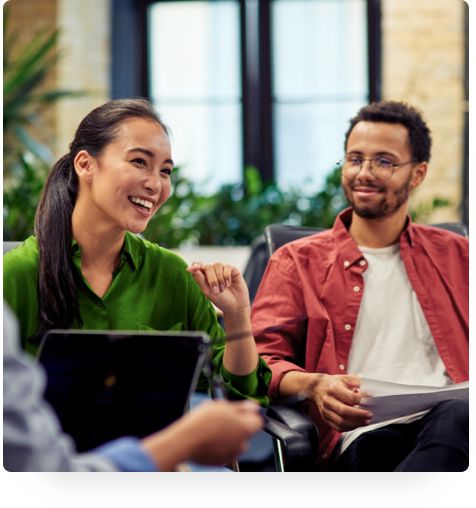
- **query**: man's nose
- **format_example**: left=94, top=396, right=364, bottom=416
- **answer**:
left=357, top=159, right=376, bottom=179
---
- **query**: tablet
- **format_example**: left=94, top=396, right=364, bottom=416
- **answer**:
left=37, top=329, right=210, bottom=452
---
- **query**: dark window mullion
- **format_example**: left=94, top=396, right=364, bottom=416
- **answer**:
left=241, top=0, right=274, bottom=184
left=367, top=0, right=382, bottom=102
left=111, top=0, right=150, bottom=99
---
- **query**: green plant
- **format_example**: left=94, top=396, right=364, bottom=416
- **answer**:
left=410, top=196, right=451, bottom=223
left=142, top=164, right=451, bottom=248
left=3, top=8, right=83, bottom=240
left=143, top=165, right=347, bottom=247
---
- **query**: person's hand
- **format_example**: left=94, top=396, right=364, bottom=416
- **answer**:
left=311, top=374, right=373, bottom=432
left=142, top=400, right=263, bottom=471
left=182, top=400, right=263, bottom=465
left=187, top=262, right=250, bottom=316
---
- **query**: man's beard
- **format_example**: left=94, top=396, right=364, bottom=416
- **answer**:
left=343, top=174, right=412, bottom=219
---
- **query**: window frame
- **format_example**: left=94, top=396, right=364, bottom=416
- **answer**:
left=111, top=0, right=380, bottom=186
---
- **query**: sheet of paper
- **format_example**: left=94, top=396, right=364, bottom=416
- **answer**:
left=359, top=379, right=469, bottom=424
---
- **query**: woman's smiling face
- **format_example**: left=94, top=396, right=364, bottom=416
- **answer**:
left=81, top=117, right=174, bottom=234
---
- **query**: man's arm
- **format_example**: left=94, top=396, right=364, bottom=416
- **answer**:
left=251, top=251, right=372, bottom=432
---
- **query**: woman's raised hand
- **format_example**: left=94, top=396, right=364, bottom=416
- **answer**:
left=187, top=262, right=250, bottom=316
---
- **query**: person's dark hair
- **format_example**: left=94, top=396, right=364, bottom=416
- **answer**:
left=344, top=100, right=432, bottom=162
left=33, top=98, right=168, bottom=341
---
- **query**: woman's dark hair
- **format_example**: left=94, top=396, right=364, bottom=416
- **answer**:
left=344, top=100, right=432, bottom=162
left=33, top=98, right=168, bottom=341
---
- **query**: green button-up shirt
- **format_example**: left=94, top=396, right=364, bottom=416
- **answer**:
left=3, top=233, right=270, bottom=404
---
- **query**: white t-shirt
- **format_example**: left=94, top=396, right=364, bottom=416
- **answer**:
left=339, top=244, right=452, bottom=454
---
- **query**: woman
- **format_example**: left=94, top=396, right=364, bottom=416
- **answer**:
left=3, top=98, right=270, bottom=403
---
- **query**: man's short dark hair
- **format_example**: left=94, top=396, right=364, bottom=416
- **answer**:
left=344, top=101, right=432, bottom=162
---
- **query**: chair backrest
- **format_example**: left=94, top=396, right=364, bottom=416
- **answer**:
left=3, top=241, right=22, bottom=255
left=431, top=222, right=468, bottom=237
left=242, top=235, right=269, bottom=303
left=264, top=225, right=325, bottom=256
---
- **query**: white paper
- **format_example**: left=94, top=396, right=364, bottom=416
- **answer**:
left=359, top=379, right=469, bottom=424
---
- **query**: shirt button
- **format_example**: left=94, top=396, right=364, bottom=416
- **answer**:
left=339, top=364, right=346, bottom=371
left=353, top=285, right=360, bottom=292
left=344, top=323, right=352, bottom=331
left=359, top=259, right=366, bottom=266
left=343, top=260, right=350, bottom=268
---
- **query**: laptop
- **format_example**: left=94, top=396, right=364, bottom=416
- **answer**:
left=37, top=330, right=210, bottom=452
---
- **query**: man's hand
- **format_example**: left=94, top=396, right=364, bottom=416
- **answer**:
left=311, top=374, right=373, bottom=432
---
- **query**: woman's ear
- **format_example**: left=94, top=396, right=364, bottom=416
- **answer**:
left=73, top=150, right=95, bottom=183
left=410, top=161, right=428, bottom=191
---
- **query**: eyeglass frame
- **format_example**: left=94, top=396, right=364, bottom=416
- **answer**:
left=338, top=155, right=419, bottom=181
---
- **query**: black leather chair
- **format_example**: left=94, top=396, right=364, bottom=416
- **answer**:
left=253, top=220, right=468, bottom=471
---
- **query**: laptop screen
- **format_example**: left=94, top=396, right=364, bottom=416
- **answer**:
left=37, top=330, right=210, bottom=452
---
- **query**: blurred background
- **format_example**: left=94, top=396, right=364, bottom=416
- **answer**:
left=3, top=0, right=469, bottom=247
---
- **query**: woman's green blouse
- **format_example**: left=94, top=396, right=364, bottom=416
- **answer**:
left=3, top=233, right=270, bottom=405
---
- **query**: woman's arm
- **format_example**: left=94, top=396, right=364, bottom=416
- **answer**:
left=187, top=263, right=258, bottom=376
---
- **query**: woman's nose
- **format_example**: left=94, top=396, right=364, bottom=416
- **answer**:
left=144, top=172, right=161, bottom=193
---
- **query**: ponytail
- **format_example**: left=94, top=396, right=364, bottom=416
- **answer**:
left=33, top=154, right=81, bottom=341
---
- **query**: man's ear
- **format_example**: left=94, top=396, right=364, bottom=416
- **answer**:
left=410, top=161, right=427, bottom=191
left=73, top=150, right=95, bottom=183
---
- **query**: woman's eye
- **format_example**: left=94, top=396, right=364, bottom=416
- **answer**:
left=132, top=158, right=147, bottom=166
left=161, top=168, right=172, bottom=176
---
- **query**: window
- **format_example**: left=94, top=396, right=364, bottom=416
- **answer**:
left=112, top=0, right=376, bottom=191
left=148, top=1, right=242, bottom=192
left=272, top=0, right=368, bottom=191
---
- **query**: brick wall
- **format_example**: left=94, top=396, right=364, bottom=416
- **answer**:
left=382, top=0, right=466, bottom=222
left=5, top=0, right=111, bottom=160
left=55, top=0, right=111, bottom=157
left=5, top=0, right=58, bottom=152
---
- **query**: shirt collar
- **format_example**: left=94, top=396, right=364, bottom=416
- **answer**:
left=122, top=232, right=140, bottom=271
left=333, top=207, right=414, bottom=268
left=71, top=233, right=139, bottom=272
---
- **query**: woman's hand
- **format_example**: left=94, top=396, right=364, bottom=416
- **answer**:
left=187, top=262, right=250, bottom=316
left=187, top=262, right=258, bottom=376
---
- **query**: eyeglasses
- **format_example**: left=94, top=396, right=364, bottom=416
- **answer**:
left=339, top=155, right=418, bottom=181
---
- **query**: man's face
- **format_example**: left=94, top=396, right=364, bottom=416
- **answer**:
left=342, top=121, right=426, bottom=219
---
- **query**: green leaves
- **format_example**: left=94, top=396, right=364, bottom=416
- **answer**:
left=142, top=165, right=451, bottom=248
left=3, top=153, right=48, bottom=241
left=3, top=7, right=85, bottom=240
left=143, top=165, right=347, bottom=248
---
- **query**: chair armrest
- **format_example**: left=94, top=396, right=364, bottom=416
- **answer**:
left=267, top=403, right=319, bottom=452
left=264, top=404, right=319, bottom=471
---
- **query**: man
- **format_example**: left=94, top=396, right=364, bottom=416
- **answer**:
left=251, top=101, right=468, bottom=472
left=3, top=304, right=263, bottom=472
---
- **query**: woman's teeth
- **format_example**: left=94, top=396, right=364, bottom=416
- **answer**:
left=129, top=196, right=153, bottom=209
